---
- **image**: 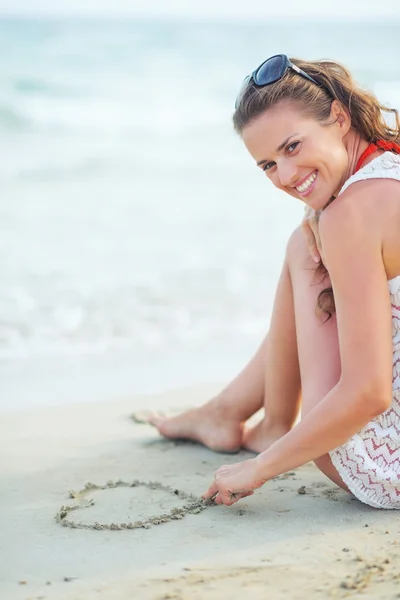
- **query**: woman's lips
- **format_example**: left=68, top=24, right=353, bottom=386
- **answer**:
left=295, top=170, right=318, bottom=197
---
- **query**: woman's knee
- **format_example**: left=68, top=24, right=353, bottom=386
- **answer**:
left=285, top=226, right=313, bottom=272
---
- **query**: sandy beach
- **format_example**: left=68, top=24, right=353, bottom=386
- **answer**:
left=2, top=377, right=400, bottom=600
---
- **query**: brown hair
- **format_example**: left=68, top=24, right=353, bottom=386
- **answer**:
left=233, top=58, right=400, bottom=320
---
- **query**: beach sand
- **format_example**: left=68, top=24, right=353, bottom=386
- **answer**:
left=1, top=382, right=400, bottom=600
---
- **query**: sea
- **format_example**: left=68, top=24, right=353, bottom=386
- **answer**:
left=1, top=17, right=400, bottom=400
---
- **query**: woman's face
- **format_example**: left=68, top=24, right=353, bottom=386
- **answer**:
left=241, top=100, right=351, bottom=210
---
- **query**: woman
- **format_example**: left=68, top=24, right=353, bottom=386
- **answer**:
left=147, top=55, right=400, bottom=509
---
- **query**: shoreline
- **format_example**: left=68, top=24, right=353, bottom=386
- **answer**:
left=0, top=335, right=259, bottom=413
left=2, top=383, right=400, bottom=599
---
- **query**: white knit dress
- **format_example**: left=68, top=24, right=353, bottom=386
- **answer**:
left=329, top=151, right=400, bottom=508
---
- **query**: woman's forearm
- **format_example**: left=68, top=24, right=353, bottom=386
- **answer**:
left=255, top=381, right=387, bottom=481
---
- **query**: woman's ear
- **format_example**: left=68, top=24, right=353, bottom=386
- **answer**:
left=330, top=100, right=351, bottom=136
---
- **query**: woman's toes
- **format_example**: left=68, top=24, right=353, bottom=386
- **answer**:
left=147, top=413, right=164, bottom=428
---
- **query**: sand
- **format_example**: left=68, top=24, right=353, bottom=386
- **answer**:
left=1, top=382, right=400, bottom=600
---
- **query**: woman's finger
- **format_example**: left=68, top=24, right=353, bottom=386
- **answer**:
left=210, top=489, right=236, bottom=506
left=301, top=221, right=320, bottom=263
left=217, top=489, right=254, bottom=506
left=202, top=481, right=219, bottom=500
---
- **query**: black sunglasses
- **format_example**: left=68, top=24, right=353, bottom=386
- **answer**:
left=235, top=54, right=325, bottom=109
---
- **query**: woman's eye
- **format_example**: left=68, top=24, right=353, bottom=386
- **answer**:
left=262, top=162, right=275, bottom=172
left=262, top=142, right=301, bottom=172
left=287, top=141, right=300, bottom=153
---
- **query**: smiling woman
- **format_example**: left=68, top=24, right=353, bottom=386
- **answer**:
left=145, top=54, right=400, bottom=510
left=235, top=56, right=399, bottom=207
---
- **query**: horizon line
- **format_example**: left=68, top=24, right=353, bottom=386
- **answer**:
left=0, top=12, right=398, bottom=21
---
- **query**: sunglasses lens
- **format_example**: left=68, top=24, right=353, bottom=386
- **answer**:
left=235, top=55, right=290, bottom=108
left=254, top=55, right=287, bottom=86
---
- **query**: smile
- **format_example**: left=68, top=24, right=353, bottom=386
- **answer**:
left=295, top=170, right=318, bottom=195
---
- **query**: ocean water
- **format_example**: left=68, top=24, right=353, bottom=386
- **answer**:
left=1, top=18, right=400, bottom=362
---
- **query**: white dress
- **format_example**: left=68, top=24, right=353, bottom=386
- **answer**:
left=328, top=151, right=400, bottom=509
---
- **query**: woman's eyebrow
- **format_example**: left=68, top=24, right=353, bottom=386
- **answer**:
left=256, top=134, right=299, bottom=166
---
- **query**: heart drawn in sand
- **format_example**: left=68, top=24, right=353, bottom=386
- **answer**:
left=55, top=480, right=213, bottom=531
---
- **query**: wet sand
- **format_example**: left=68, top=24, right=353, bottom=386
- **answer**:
left=1, top=383, right=400, bottom=599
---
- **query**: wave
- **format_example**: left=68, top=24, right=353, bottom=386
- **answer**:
left=12, top=77, right=75, bottom=97
left=0, top=93, right=229, bottom=137
left=0, top=104, right=30, bottom=131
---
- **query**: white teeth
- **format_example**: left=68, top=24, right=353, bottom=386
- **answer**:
left=296, top=172, right=317, bottom=193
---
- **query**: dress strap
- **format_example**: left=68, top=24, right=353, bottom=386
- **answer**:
left=339, top=151, right=400, bottom=197
left=355, top=140, right=400, bottom=173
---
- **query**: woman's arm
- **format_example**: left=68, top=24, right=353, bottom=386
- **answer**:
left=256, top=182, right=394, bottom=478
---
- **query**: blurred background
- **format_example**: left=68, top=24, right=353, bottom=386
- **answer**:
left=1, top=1, right=400, bottom=408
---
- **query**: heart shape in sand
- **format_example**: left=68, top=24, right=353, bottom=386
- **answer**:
left=55, top=480, right=212, bottom=530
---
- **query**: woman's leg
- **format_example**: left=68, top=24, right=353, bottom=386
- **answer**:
left=284, top=227, right=348, bottom=491
left=149, top=225, right=347, bottom=488
left=148, top=234, right=303, bottom=452
left=243, top=227, right=346, bottom=488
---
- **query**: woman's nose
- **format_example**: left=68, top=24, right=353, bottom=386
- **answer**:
left=277, top=162, right=299, bottom=188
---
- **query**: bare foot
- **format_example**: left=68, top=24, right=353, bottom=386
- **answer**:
left=144, top=403, right=244, bottom=453
left=242, top=418, right=292, bottom=454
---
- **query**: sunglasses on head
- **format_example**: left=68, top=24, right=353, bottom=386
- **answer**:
left=235, top=54, right=325, bottom=109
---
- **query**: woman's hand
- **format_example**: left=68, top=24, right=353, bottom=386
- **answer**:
left=202, top=458, right=267, bottom=506
left=302, top=206, right=323, bottom=264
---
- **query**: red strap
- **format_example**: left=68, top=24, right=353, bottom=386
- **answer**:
left=355, top=140, right=400, bottom=173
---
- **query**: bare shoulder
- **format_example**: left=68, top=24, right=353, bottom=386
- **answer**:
left=319, top=177, right=400, bottom=243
